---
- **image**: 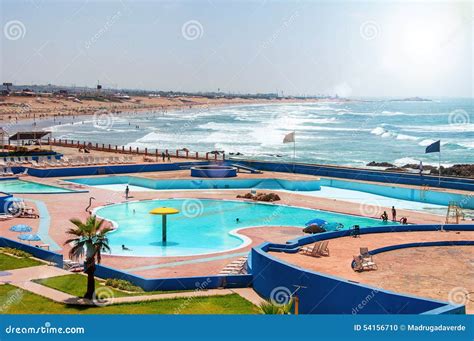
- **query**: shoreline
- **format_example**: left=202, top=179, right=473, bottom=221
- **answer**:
left=0, top=95, right=348, bottom=126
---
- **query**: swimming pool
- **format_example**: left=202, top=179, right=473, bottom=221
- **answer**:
left=94, top=199, right=384, bottom=257
left=66, top=175, right=474, bottom=209
left=0, top=179, right=74, bottom=194
left=67, top=176, right=321, bottom=191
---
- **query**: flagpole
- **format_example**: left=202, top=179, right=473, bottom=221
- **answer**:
left=438, top=150, right=441, bottom=186
left=293, top=131, right=296, bottom=173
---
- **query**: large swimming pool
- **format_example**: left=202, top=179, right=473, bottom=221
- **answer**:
left=94, top=199, right=384, bottom=257
left=0, top=179, right=74, bottom=194
left=66, top=175, right=474, bottom=210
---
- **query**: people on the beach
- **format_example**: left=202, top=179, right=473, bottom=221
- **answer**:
left=125, top=185, right=129, bottom=199
left=391, top=206, right=397, bottom=222
left=122, top=244, right=132, bottom=251
left=381, top=211, right=388, bottom=222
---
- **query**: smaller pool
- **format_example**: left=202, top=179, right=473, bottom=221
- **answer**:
left=94, top=198, right=389, bottom=257
left=0, top=180, right=74, bottom=194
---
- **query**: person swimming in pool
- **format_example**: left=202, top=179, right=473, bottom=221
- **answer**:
left=122, top=244, right=132, bottom=251
left=236, top=218, right=240, bottom=223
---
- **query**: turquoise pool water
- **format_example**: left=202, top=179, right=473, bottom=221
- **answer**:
left=94, top=199, right=385, bottom=257
left=0, top=180, right=73, bottom=194
left=67, top=176, right=321, bottom=191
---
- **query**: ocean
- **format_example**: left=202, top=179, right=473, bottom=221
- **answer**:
left=42, top=98, right=473, bottom=167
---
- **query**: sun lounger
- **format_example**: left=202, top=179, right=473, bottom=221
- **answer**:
left=359, top=247, right=377, bottom=265
left=352, top=255, right=377, bottom=272
left=17, top=168, right=28, bottom=177
left=0, top=213, right=14, bottom=220
left=299, top=242, right=322, bottom=257
left=318, top=240, right=330, bottom=256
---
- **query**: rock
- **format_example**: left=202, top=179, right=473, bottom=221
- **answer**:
left=302, top=224, right=326, bottom=234
left=236, top=192, right=281, bottom=202
left=367, top=161, right=395, bottom=168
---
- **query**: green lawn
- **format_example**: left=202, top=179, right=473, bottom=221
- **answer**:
left=0, top=284, right=258, bottom=314
left=0, top=253, right=43, bottom=271
left=34, top=274, right=187, bottom=297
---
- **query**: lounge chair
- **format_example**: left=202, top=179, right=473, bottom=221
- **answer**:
left=299, top=242, right=322, bottom=257
left=352, top=255, right=378, bottom=272
left=318, top=240, right=330, bottom=257
left=17, top=168, right=28, bottom=177
left=0, top=213, right=14, bottom=220
left=359, top=247, right=377, bottom=266
left=19, top=207, right=39, bottom=219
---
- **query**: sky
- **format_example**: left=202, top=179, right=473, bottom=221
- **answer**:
left=0, top=0, right=472, bottom=97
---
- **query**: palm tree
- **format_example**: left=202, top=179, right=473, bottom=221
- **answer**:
left=64, top=215, right=113, bottom=299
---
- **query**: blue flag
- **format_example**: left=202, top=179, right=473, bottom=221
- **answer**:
left=425, top=140, right=441, bottom=153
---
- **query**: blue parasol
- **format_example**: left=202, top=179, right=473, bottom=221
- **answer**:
left=18, top=234, right=41, bottom=242
left=305, top=218, right=327, bottom=227
left=9, top=224, right=32, bottom=232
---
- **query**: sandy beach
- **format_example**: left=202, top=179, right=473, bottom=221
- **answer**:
left=0, top=94, right=341, bottom=124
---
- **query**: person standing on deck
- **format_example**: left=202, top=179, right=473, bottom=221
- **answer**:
left=391, top=206, right=397, bottom=222
left=125, top=185, right=130, bottom=199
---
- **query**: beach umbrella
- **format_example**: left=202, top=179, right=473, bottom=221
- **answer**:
left=149, top=207, right=180, bottom=243
left=305, top=218, right=327, bottom=227
left=18, top=233, right=41, bottom=243
left=9, top=224, right=32, bottom=232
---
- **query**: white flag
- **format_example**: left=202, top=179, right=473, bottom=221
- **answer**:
left=283, top=132, right=295, bottom=143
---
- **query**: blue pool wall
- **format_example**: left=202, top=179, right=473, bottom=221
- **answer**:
left=12, top=161, right=210, bottom=178
left=94, top=263, right=252, bottom=291
left=250, top=223, right=474, bottom=315
left=0, top=237, right=63, bottom=267
left=227, top=160, right=474, bottom=192
left=0, top=192, right=14, bottom=214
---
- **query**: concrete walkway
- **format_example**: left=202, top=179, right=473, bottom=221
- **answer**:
left=0, top=265, right=264, bottom=307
